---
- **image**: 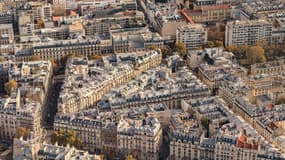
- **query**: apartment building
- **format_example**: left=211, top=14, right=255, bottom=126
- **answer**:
left=54, top=114, right=102, bottom=152
left=78, top=0, right=137, bottom=16
left=145, top=3, right=187, bottom=39
left=57, top=51, right=162, bottom=114
left=0, top=61, right=9, bottom=93
left=117, top=117, right=163, bottom=160
left=32, top=38, right=101, bottom=60
left=0, top=61, right=52, bottom=140
left=225, top=19, right=272, bottom=46
left=83, top=11, right=145, bottom=36
left=0, top=23, right=14, bottom=45
left=176, top=24, right=207, bottom=50
left=250, top=58, right=285, bottom=76
left=30, top=2, right=52, bottom=20
left=13, top=137, right=103, bottom=160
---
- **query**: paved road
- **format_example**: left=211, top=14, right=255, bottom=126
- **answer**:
left=43, top=81, right=63, bottom=129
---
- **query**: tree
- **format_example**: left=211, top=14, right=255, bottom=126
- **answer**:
left=51, top=130, right=82, bottom=149
left=160, top=46, right=171, bottom=58
left=4, top=80, right=17, bottom=94
left=204, top=40, right=224, bottom=48
left=36, top=19, right=45, bottom=28
left=200, top=116, right=209, bottom=130
left=174, top=42, right=186, bottom=58
left=67, top=53, right=75, bottom=58
left=125, top=155, right=135, bottom=160
left=14, top=127, right=30, bottom=140
left=208, top=24, right=225, bottom=42
left=214, top=40, right=224, bottom=47
left=0, top=57, right=6, bottom=62
left=30, top=55, right=41, bottom=61
left=204, top=41, right=215, bottom=48
left=246, top=46, right=266, bottom=64
left=148, top=45, right=159, bottom=51
left=90, top=54, right=102, bottom=60
left=200, top=116, right=210, bottom=137
left=276, top=96, right=285, bottom=105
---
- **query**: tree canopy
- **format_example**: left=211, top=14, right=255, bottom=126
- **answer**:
left=4, top=80, right=17, bottom=94
left=277, top=96, right=285, bottom=105
left=30, top=55, right=41, bottom=61
left=246, top=45, right=266, bottom=64
left=174, top=42, right=186, bottom=58
left=51, top=130, right=82, bottom=149
left=0, top=57, right=6, bottom=62
left=200, top=116, right=209, bottom=130
left=14, top=127, right=30, bottom=140
left=90, top=54, right=102, bottom=60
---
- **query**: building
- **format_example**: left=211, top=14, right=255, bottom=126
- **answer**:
left=54, top=113, right=102, bottom=152
left=144, top=2, right=187, bottom=39
left=57, top=51, right=162, bottom=114
left=13, top=137, right=103, bottom=160
left=176, top=24, right=207, bottom=50
left=117, top=117, right=163, bottom=160
left=0, top=23, right=14, bottom=45
left=32, top=38, right=101, bottom=60
left=0, top=61, right=52, bottom=140
left=225, top=19, right=272, bottom=46
left=83, top=10, right=145, bottom=36
left=78, top=0, right=137, bottom=16
left=250, top=58, right=285, bottom=76
left=185, top=4, right=232, bottom=23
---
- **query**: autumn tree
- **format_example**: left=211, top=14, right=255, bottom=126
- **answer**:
left=51, top=130, right=82, bottom=149
left=0, top=57, right=6, bottom=62
left=125, top=155, right=136, bottom=160
left=148, top=45, right=159, bottom=51
left=204, top=41, right=215, bottom=48
left=246, top=45, right=266, bottom=64
left=30, top=55, right=41, bottom=61
left=276, top=96, right=285, bottom=105
left=160, top=46, right=171, bottom=58
left=14, top=127, right=30, bottom=140
left=214, top=40, right=224, bottom=47
left=174, top=42, right=186, bottom=58
left=90, top=54, right=102, bottom=60
left=36, top=19, right=45, bottom=28
left=4, top=80, right=17, bottom=94
left=208, top=23, right=225, bottom=42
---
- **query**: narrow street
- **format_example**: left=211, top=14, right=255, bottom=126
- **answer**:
left=43, top=76, right=63, bottom=129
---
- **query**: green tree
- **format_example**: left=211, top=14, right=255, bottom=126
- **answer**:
left=30, top=55, right=41, bottom=61
left=246, top=46, right=266, bottom=64
left=174, top=42, right=186, bottom=58
left=51, top=130, right=82, bottom=149
left=200, top=116, right=209, bottom=129
left=4, top=80, right=17, bottom=94
left=14, top=127, right=30, bottom=140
